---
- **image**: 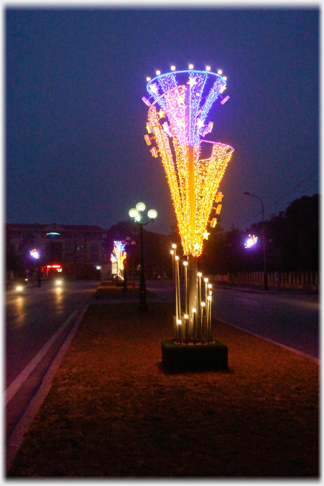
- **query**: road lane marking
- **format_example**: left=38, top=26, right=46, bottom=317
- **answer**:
left=6, top=305, right=89, bottom=473
left=4, top=310, right=77, bottom=406
left=213, top=316, right=319, bottom=364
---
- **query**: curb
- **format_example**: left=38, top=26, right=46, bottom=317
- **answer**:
left=6, top=305, right=89, bottom=474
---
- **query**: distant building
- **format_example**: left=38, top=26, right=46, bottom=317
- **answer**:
left=6, top=223, right=109, bottom=279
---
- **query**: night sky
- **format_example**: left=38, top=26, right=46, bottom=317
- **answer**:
left=6, top=5, right=319, bottom=236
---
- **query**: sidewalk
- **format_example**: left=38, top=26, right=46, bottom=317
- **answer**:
left=7, top=282, right=319, bottom=478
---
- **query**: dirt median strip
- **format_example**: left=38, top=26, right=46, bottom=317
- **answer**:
left=7, top=302, right=319, bottom=478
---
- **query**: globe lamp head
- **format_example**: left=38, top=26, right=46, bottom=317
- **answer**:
left=136, top=202, right=146, bottom=212
left=129, top=208, right=138, bottom=218
left=147, top=209, right=158, bottom=220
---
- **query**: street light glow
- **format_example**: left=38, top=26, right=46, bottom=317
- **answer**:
left=245, top=235, right=258, bottom=248
left=147, top=209, right=158, bottom=219
left=136, top=202, right=146, bottom=212
left=129, top=208, right=138, bottom=218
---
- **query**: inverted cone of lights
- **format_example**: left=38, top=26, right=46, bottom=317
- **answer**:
left=144, top=69, right=234, bottom=256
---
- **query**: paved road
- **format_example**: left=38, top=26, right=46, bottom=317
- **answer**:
left=5, top=279, right=99, bottom=440
left=146, top=279, right=319, bottom=360
left=5, top=277, right=319, bottom=441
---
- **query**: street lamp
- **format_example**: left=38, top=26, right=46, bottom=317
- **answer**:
left=128, top=202, right=158, bottom=311
left=243, top=192, right=268, bottom=290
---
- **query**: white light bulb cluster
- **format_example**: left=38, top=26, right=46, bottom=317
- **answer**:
left=129, top=202, right=158, bottom=223
left=146, top=65, right=227, bottom=80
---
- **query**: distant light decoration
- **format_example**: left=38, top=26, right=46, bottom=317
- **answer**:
left=30, top=249, right=40, bottom=259
left=244, top=235, right=258, bottom=248
left=112, top=241, right=127, bottom=271
left=143, top=67, right=234, bottom=256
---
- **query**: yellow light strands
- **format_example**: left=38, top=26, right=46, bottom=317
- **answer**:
left=143, top=66, right=234, bottom=257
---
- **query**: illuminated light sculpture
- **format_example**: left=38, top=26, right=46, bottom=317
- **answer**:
left=143, top=66, right=234, bottom=344
left=112, top=241, right=127, bottom=281
left=143, top=67, right=234, bottom=257
left=244, top=235, right=258, bottom=248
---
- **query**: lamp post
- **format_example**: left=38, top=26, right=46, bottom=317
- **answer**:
left=129, top=202, right=158, bottom=311
left=130, top=239, right=136, bottom=289
left=123, top=236, right=131, bottom=292
left=243, top=192, right=268, bottom=290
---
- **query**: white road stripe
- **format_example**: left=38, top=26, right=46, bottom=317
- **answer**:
left=4, top=310, right=77, bottom=406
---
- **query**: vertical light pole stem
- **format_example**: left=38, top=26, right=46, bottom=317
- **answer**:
left=139, top=223, right=147, bottom=311
left=198, top=274, right=202, bottom=318
left=184, top=261, right=188, bottom=315
left=178, top=320, right=182, bottom=343
left=175, top=256, right=181, bottom=321
left=200, top=302, right=205, bottom=343
left=174, top=251, right=178, bottom=324
left=188, top=255, right=198, bottom=339
left=244, top=192, right=268, bottom=290
left=184, top=314, right=189, bottom=344
left=204, top=278, right=208, bottom=302
left=207, top=296, right=212, bottom=343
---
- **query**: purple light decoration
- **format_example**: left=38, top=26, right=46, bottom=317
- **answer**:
left=244, top=235, right=258, bottom=248
left=220, top=95, right=230, bottom=105
left=145, top=69, right=227, bottom=147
